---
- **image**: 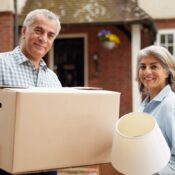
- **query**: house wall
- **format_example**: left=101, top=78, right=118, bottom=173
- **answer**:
left=0, top=1, right=154, bottom=116
left=0, top=0, right=13, bottom=12
left=0, top=0, right=27, bottom=13
left=0, top=0, right=27, bottom=52
left=0, top=2, right=133, bottom=116
left=0, top=14, right=152, bottom=117
left=155, top=19, right=175, bottom=29
left=0, top=12, right=14, bottom=52
left=138, top=0, right=175, bottom=19
left=0, top=17, right=133, bottom=116
left=138, top=0, right=175, bottom=53
left=61, top=25, right=133, bottom=116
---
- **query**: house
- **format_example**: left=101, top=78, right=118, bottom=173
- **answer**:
left=0, top=0, right=156, bottom=117
left=139, top=0, right=175, bottom=56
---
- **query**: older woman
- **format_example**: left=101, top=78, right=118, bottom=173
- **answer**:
left=136, top=45, right=175, bottom=174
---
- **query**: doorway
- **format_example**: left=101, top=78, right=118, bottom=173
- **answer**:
left=54, top=38, right=84, bottom=87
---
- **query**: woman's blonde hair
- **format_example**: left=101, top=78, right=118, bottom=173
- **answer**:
left=136, top=45, right=175, bottom=93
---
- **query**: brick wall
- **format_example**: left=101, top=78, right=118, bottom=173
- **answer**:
left=60, top=25, right=132, bottom=116
left=0, top=12, right=14, bottom=52
left=0, top=18, right=153, bottom=116
left=155, top=19, right=175, bottom=29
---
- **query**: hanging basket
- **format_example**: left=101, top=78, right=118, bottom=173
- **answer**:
left=101, top=41, right=116, bottom=50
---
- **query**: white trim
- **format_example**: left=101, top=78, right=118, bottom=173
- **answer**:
left=157, top=28, right=175, bottom=33
left=50, top=33, right=88, bottom=86
left=131, top=24, right=141, bottom=111
left=49, top=48, right=54, bottom=69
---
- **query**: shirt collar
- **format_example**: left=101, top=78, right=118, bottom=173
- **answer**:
left=143, top=85, right=172, bottom=105
left=153, top=85, right=171, bottom=101
left=13, top=46, right=47, bottom=70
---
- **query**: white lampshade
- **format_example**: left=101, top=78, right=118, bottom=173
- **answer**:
left=111, top=112, right=170, bottom=175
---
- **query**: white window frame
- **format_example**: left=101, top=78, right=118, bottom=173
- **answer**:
left=155, top=29, right=175, bottom=56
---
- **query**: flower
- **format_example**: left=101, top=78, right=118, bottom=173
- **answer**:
left=97, top=29, right=120, bottom=45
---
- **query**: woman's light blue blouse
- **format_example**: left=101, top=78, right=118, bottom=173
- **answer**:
left=139, top=85, right=175, bottom=174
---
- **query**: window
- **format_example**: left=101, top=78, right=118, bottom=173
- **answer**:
left=156, top=29, right=175, bottom=56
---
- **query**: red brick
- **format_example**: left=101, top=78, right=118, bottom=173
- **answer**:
left=0, top=12, right=14, bottom=52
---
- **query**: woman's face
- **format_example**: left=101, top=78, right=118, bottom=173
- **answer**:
left=138, top=55, right=168, bottom=99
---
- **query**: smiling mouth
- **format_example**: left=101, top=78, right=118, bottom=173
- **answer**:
left=34, top=43, right=45, bottom=49
left=143, top=77, right=155, bottom=85
left=144, top=76, right=154, bottom=81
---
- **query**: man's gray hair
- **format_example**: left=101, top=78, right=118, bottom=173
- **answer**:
left=23, top=9, right=61, bottom=37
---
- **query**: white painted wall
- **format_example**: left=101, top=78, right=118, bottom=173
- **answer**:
left=138, top=0, right=175, bottom=19
left=0, top=0, right=13, bottom=11
left=17, top=0, right=27, bottom=13
left=0, top=0, right=27, bottom=13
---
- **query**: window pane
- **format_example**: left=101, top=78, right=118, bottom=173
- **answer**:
left=160, top=34, right=165, bottom=43
left=168, top=46, right=173, bottom=55
left=168, top=34, right=173, bottom=43
left=157, top=30, right=175, bottom=57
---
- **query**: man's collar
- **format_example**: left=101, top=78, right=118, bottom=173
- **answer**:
left=13, top=46, right=47, bottom=70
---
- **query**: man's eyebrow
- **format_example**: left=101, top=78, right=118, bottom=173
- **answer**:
left=34, top=26, right=56, bottom=35
left=34, top=26, right=43, bottom=30
left=48, top=31, right=56, bottom=35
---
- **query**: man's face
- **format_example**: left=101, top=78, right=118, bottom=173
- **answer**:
left=21, top=14, right=58, bottom=62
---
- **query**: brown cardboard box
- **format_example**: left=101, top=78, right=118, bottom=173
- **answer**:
left=0, top=87, right=120, bottom=174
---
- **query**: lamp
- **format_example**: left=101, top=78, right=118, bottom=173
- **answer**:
left=111, top=112, right=170, bottom=175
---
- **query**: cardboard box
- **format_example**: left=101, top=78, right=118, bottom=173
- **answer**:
left=0, top=87, right=120, bottom=174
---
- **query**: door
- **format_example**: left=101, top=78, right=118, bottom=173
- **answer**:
left=54, top=38, right=84, bottom=87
